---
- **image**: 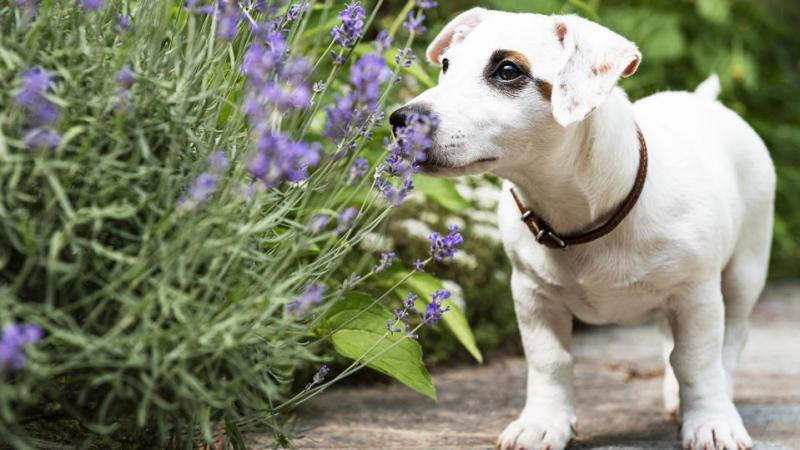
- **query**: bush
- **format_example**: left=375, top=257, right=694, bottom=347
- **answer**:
left=1, top=1, right=478, bottom=448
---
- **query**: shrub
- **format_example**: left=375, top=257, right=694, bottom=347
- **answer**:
left=0, top=0, right=476, bottom=448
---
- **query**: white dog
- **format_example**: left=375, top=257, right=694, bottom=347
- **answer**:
left=390, top=8, right=775, bottom=450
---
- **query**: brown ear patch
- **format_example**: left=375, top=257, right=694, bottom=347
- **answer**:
left=555, top=22, right=568, bottom=46
left=534, top=79, right=552, bottom=101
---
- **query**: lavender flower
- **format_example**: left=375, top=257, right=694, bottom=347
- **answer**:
left=248, top=132, right=320, bottom=188
left=116, top=65, right=134, bottom=89
left=376, top=176, right=414, bottom=207
left=16, top=67, right=58, bottom=127
left=403, top=292, right=418, bottom=310
left=413, top=258, right=427, bottom=272
left=115, top=14, right=132, bottom=33
left=24, top=127, right=61, bottom=150
left=312, top=365, right=330, bottom=384
left=331, top=2, right=365, bottom=49
left=336, top=207, right=357, bottom=234
left=286, top=283, right=326, bottom=319
left=177, top=153, right=228, bottom=211
left=396, top=48, right=416, bottom=68
left=429, top=225, right=464, bottom=260
left=348, top=157, right=369, bottom=184
left=0, top=323, right=43, bottom=371
left=416, top=0, right=438, bottom=9
left=373, top=252, right=395, bottom=273
left=209, top=151, right=229, bottom=173
left=306, top=214, right=330, bottom=234
left=15, top=0, right=39, bottom=14
left=373, top=30, right=393, bottom=53
left=422, top=290, right=451, bottom=326
left=78, top=0, right=104, bottom=11
left=350, top=54, right=393, bottom=105
left=403, top=11, right=426, bottom=34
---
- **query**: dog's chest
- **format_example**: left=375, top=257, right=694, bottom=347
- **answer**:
left=512, top=245, right=672, bottom=325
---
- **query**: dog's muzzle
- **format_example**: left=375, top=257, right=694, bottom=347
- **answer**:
left=389, top=103, right=434, bottom=136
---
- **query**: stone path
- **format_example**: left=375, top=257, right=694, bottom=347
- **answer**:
left=251, top=283, right=800, bottom=449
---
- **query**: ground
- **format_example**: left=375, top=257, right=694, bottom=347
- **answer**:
left=249, top=282, right=800, bottom=450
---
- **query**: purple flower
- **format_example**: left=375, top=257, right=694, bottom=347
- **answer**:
left=422, top=290, right=451, bottom=326
left=403, top=11, right=426, bottom=34
left=403, top=292, right=418, bottom=310
left=24, top=127, right=61, bottom=150
left=306, top=214, right=330, bottom=234
left=116, top=65, right=134, bottom=89
left=16, top=67, right=58, bottom=127
left=373, top=252, right=395, bottom=273
left=413, top=258, right=426, bottom=272
left=115, top=14, right=132, bottom=32
left=396, top=48, right=416, bottom=68
left=248, top=132, right=321, bottom=188
left=348, top=157, right=369, bottom=184
left=429, top=224, right=463, bottom=260
left=209, top=151, right=229, bottom=173
left=336, top=207, right=357, bottom=234
left=312, top=364, right=330, bottom=384
left=416, top=0, right=437, bottom=9
left=376, top=177, right=414, bottom=207
left=0, top=323, right=43, bottom=371
left=177, top=152, right=228, bottom=210
left=373, top=30, right=393, bottom=53
left=78, top=0, right=104, bottom=11
left=350, top=54, right=392, bottom=105
left=331, top=1, right=365, bottom=49
left=197, top=0, right=241, bottom=41
left=286, top=283, right=326, bottom=319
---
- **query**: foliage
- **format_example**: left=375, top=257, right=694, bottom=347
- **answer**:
left=0, top=0, right=478, bottom=448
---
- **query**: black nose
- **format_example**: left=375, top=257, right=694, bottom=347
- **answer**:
left=389, top=104, right=433, bottom=135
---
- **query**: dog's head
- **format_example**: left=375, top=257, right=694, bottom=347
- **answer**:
left=391, top=8, right=640, bottom=176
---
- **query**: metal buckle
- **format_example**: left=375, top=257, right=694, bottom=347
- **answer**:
left=537, top=230, right=567, bottom=250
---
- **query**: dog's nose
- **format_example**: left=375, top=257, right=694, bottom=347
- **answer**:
left=389, top=104, right=433, bottom=136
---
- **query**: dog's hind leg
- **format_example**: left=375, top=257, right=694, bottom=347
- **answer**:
left=720, top=208, right=772, bottom=398
left=658, top=315, right=680, bottom=417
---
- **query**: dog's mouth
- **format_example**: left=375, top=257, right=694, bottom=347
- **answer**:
left=418, top=156, right=499, bottom=173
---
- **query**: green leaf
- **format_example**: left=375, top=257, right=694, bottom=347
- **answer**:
left=696, top=0, right=731, bottom=24
left=324, top=293, right=437, bottom=400
left=412, top=175, right=471, bottom=212
left=332, top=330, right=436, bottom=400
left=393, top=272, right=484, bottom=363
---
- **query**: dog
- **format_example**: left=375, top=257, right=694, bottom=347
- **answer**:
left=390, top=8, right=775, bottom=450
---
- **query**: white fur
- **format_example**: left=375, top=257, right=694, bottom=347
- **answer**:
left=404, top=8, right=775, bottom=450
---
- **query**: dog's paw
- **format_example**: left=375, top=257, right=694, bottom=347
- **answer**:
left=681, top=405, right=752, bottom=450
left=496, top=412, right=576, bottom=450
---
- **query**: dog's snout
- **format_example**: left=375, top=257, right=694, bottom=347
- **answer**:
left=389, top=104, right=433, bottom=135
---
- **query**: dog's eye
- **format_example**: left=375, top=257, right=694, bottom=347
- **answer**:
left=442, top=58, right=449, bottom=74
left=495, top=62, right=523, bottom=81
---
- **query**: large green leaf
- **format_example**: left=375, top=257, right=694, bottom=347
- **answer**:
left=323, top=293, right=437, bottom=400
left=412, top=175, right=471, bottom=212
left=392, top=272, right=484, bottom=363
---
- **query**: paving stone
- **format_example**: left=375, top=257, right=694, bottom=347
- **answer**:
left=248, top=283, right=800, bottom=449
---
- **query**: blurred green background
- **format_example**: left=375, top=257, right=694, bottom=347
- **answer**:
left=372, top=0, right=800, bottom=364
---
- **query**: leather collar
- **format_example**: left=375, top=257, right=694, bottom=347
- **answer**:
left=510, top=126, right=648, bottom=250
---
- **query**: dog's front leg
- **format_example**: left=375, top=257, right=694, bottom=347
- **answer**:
left=667, top=278, right=753, bottom=450
left=498, top=270, right=576, bottom=450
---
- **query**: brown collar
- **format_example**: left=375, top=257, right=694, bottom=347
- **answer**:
left=510, top=126, right=648, bottom=250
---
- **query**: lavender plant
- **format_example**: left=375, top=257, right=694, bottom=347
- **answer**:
left=0, top=0, right=477, bottom=448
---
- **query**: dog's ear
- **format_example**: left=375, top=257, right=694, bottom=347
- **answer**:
left=426, top=8, right=487, bottom=65
left=550, top=16, right=641, bottom=127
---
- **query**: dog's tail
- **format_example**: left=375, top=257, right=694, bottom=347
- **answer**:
left=694, top=73, right=721, bottom=100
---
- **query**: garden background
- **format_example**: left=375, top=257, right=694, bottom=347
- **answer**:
left=0, top=0, right=797, bottom=448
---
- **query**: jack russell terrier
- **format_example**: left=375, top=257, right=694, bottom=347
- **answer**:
left=390, top=8, right=775, bottom=450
